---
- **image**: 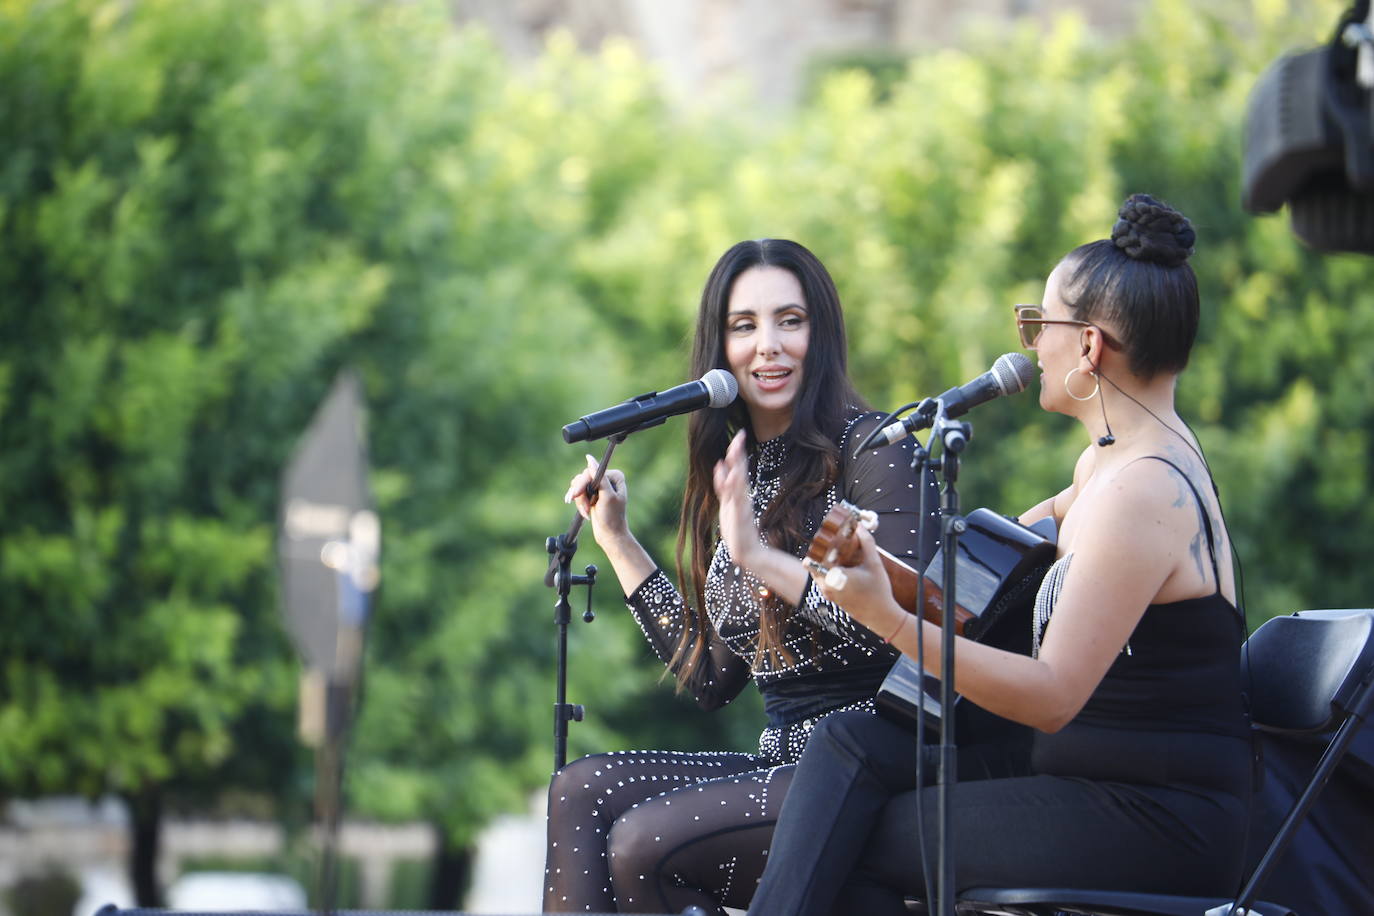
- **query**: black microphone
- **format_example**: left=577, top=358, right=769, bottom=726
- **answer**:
left=562, top=369, right=739, bottom=443
left=862, top=352, right=1036, bottom=449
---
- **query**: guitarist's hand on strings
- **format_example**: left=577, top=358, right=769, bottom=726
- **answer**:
left=810, top=524, right=908, bottom=642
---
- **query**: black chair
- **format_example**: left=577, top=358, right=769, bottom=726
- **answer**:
left=953, top=607, right=1374, bottom=916
left=94, top=908, right=711, bottom=916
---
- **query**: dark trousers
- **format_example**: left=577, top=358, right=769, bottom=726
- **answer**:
left=747, top=709, right=1250, bottom=916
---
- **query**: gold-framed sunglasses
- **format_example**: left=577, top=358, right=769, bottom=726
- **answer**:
left=1013, top=304, right=1123, bottom=351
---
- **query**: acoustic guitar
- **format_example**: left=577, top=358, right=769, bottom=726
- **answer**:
left=804, top=501, right=1057, bottom=731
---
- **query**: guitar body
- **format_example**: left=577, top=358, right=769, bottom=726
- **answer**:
left=805, top=502, right=1057, bottom=735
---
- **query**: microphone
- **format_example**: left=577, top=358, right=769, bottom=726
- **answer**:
left=863, top=352, right=1036, bottom=449
left=562, top=369, right=739, bottom=443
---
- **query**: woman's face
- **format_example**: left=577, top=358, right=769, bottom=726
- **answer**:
left=1032, top=262, right=1086, bottom=413
left=724, top=265, right=810, bottom=441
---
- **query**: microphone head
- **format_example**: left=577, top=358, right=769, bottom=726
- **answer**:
left=701, top=368, right=739, bottom=408
left=990, top=352, right=1035, bottom=396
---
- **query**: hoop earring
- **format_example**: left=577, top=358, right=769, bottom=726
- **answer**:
left=1064, top=366, right=1100, bottom=401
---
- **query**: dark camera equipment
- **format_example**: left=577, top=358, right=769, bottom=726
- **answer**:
left=1243, top=1, right=1374, bottom=253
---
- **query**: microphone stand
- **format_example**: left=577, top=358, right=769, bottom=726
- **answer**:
left=315, top=553, right=372, bottom=916
left=930, top=403, right=971, bottom=916
left=543, top=433, right=626, bottom=771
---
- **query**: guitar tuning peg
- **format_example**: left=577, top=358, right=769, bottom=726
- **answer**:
left=824, top=567, right=848, bottom=591
left=858, top=509, right=879, bottom=532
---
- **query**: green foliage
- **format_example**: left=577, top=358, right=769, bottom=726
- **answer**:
left=383, top=857, right=432, bottom=909
left=0, top=0, right=751, bottom=868
left=0, top=0, right=1364, bottom=895
left=5, top=864, right=80, bottom=916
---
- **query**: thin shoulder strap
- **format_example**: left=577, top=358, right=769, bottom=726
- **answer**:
left=1130, top=455, right=1221, bottom=584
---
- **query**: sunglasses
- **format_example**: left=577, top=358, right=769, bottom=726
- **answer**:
left=1013, top=304, right=1123, bottom=351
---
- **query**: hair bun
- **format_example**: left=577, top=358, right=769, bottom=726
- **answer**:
left=1111, top=193, right=1195, bottom=267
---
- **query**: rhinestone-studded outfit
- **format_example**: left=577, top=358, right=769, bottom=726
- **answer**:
left=544, top=411, right=939, bottom=914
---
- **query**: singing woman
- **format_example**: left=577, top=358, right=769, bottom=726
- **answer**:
left=543, top=238, right=939, bottom=913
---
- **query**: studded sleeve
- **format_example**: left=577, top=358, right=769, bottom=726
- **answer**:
left=624, top=570, right=753, bottom=710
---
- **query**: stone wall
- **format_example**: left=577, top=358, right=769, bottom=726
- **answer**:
left=450, top=0, right=1148, bottom=106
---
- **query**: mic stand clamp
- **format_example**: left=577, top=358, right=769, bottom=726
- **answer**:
left=929, top=406, right=972, bottom=916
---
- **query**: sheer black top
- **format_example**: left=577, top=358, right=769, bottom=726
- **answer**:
left=625, top=411, right=940, bottom=731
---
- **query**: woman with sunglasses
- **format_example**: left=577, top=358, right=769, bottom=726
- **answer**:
left=746, top=194, right=1251, bottom=914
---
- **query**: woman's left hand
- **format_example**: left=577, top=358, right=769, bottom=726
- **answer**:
left=812, top=524, right=904, bottom=637
left=713, top=429, right=761, bottom=567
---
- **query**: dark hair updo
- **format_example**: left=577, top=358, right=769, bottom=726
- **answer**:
left=1058, top=193, right=1200, bottom=378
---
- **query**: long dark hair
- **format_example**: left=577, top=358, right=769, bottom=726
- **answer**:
left=1058, top=193, right=1200, bottom=377
left=670, top=239, right=866, bottom=687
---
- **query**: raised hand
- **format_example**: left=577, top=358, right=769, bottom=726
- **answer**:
left=713, top=430, right=761, bottom=568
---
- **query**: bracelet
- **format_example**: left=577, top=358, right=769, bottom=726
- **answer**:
left=883, top=613, right=910, bottom=644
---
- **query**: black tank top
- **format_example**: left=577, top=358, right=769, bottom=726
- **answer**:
left=1031, top=457, right=1250, bottom=789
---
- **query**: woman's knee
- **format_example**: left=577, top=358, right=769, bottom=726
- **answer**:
left=605, top=805, right=660, bottom=871
left=548, top=751, right=633, bottom=824
left=551, top=752, right=613, bottom=796
left=805, top=709, right=919, bottom=787
left=605, top=802, right=680, bottom=910
left=807, top=709, right=891, bottom=760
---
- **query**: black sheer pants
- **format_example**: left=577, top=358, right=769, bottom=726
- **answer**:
left=544, top=749, right=797, bottom=914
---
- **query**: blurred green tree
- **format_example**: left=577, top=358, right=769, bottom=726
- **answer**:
left=0, top=0, right=722, bottom=905
left=0, top=0, right=1363, bottom=908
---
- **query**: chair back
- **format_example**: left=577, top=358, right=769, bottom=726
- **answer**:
left=1244, top=609, right=1374, bottom=734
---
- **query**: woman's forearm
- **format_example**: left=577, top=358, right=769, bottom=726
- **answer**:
left=596, top=529, right=659, bottom=597
left=735, top=541, right=811, bottom=607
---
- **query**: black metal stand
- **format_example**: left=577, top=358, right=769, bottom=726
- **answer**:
left=930, top=408, right=971, bottom=916
left=544, top=434, right=623, bottom=771
left=905, top=430, right=937, bottom=902
left=314, top=682, right=354, bottom=915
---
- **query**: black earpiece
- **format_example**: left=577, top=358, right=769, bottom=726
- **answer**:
left=1086, top=347, right=1115, bottom=446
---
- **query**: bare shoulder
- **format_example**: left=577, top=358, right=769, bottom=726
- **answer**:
left=1107, top=456, right=1198, bottom=515
left=1069, top=454, right=1222, bottom=580
left=1118, top=449, right=1233, bottom=599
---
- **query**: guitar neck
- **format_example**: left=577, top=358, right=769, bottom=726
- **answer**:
left=876, top=546, right=972, bottom=635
